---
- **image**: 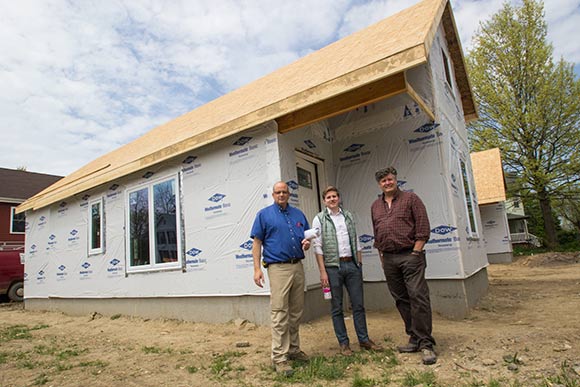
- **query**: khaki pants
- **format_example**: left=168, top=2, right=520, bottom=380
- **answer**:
left=267, top=261, right=305, bottom=363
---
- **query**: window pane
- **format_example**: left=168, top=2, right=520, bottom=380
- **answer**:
left=90, top=202, right=101, bottom=249
left=153, top=180, right=177, bottom=263
left=129, top=188, right=150, bottom=266
left=11, top=208, right=26, bottom=233
left=461, top=161, right=477, bottom=234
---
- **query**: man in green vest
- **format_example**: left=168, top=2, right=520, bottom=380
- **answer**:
left=312, top=185, right=383, bottom=355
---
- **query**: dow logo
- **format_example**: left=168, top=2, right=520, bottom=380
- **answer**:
left=304, top=140, right=316, bottom=149
left=287, top=180, right=299, bottom=190
left=81, top=262, right=91, bottom=269
left=49, top=234, right=56, bottom=241
left=240, top=240, right=253, bottom=251
left=58, top=265, right=66, bottom=271
left=110, top=258, right=120, bottom=266
left=186, top=248, right=202, bottom=257
left=233, top=136, right=252, bottom=146
left=359, top=234, right=374, bottom=244
left=70, top=229, right=78, bottom=236
left=208, top=193, right=226, bottom=203
left=414, top=123, right=440, bottom=133
left=344, top=144, right=364, bottom=153
left=431, top=225, right=457, bottom=235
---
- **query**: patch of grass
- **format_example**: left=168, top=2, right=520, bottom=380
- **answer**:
left=352, top=372, right=376, bottom=387
left=56, top=348, right=87, bottom=360
left=34, top=344, right=57, bottom=355
left=0, top=352, right=8, bottom=364
left=78, top=360, right=109, bottom=368
left=142, top=345, right=173, bottom=354
left=53, top=362, right=74, bottom=371
left=401, top=370, right=439, bottom=387
left=32, top=373, right=49, bottom=385
left=210, top=351, right=246, bottom=378
left=0, top=324, right=49, bottom=342
left=185, top=365, right=199, bottom=373
left=18, top=359, right=41, bottom=369
left=110, top=313, right=122, bottom=320
left=541, top=361, right=580, bottom=387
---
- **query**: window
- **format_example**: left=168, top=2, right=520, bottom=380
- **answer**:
left=460, top=159, right=479, bottom=238
left=441, top=49, right=453, bottom=88
left=126, top=175, right=181, bottom=271
left=10, top=207, right=25, bottom=234
left=88, top=198, right=104, bottom=255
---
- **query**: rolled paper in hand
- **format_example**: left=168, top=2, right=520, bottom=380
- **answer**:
left=304, top=227, right=320, bottom=240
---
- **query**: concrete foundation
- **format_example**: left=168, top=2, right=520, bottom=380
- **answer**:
left=487, top=252, right=513, bottom=264
left=25, top=268, right=488, bottom=324
left=363, top=267, right=489, bottom=320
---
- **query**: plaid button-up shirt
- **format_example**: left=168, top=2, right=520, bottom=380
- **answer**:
left=371, top=189, right=430, bottom=253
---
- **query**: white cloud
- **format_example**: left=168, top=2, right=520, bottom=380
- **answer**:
left=0, top=0, right=578, bottom=176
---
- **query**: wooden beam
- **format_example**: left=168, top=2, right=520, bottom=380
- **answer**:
left=276, top=72, right=407, bottom=133
left=406, top=81, right=435, bottom=121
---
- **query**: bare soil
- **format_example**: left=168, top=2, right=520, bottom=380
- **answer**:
left=1, top=253, right=580, bottom=387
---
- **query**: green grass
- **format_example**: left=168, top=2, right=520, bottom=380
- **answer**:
left=0, top=324, right=49, bottom=342
left=352, top=372, right=376, bottom=387
left=541, top=362, right=580, bottom=387
left=78, top=360, right=109, bottom=368
left=142, top=345, right=174, bottom=354
left=210, top=351, right=246, bottom=377
left=401, top=370, right=439, bottom=387
left=56, top=348, right=87, bottom=360
left=0, top=352, right=8, bottom=364
left=32, top=373, right=49, bottom=386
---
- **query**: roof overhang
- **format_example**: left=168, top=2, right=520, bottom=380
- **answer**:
left=19, top=0, right=476, bottom=214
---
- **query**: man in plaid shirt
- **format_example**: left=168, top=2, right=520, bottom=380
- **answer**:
left=371, top=167, right=437, bottom=365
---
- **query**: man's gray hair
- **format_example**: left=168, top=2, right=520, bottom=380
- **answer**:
left=375, top=167, right=398, bottom=182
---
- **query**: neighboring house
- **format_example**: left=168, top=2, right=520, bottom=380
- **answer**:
left=504, top=174, right=541, bottom=247
left=19, top=0, right=488, bottom=322
left=471, top=149, right=513, bottom=263
left=0, top=168, right=62, bottom=252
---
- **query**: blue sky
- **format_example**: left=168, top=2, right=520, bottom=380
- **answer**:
left=1, top=0, right=579, bottom=177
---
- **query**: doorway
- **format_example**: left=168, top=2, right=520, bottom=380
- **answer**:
left=295, top=151, right=325, bottom=288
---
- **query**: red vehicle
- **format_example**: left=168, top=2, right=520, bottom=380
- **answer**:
left=0, top=251, right=24, bottom=302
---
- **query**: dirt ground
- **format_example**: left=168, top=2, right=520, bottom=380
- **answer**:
left=1, top=253, right=580, bottom=387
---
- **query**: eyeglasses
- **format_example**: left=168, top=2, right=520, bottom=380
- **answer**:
left=274, top=191, right=289, bottom=195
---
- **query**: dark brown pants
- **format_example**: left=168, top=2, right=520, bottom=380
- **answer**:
left=382, top=251, right=435, bottom=349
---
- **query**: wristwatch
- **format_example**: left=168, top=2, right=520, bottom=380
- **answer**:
left=411, top=250, right=423, bottom=256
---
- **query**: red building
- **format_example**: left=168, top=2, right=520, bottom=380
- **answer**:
left=0, top=168, right=62, bottom=251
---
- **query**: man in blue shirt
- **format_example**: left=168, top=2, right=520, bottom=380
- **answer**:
left=251, top=181, right=311, bottom=376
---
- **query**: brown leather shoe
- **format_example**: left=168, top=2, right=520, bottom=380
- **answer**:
left=273, top=360, right=294, bottom=376
left=288, top=350, right=309, bottom=362
left=359, top=339, right=383, bottom=351
left=340, top=343, right=353, bottom=356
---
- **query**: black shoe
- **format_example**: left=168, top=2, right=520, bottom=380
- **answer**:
left=397, top=342, right=419, bottom=353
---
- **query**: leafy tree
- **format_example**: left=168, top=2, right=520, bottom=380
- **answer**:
left=467, top=0, right=580, bottom=248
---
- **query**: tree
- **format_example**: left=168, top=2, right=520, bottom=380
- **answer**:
left=467, top=0, right=580, bottom=248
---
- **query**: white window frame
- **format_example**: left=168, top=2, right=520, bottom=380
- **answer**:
left=441, top=48, right=454, bottom=90
left=459, top=158, right=479, bottom=239
left=125, top=173, right=182, bottom=273
left=88, top=197, right=105, bottom=255
left=10, top=207, right=25, bottom=234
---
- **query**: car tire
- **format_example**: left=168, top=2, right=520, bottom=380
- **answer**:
left=8, top=281, right=24, bottom=302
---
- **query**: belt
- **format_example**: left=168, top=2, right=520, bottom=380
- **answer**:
left=267, top=258, right=303, bottom=266
left=382, top=247, right=414, bottom=255
left=339, top=256, right=353, bottom=262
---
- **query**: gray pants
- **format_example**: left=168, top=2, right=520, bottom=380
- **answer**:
left=382, top=251, right=435, bottom=350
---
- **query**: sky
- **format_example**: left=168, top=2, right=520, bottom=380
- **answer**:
left=1, top=0, right=579, bottom=177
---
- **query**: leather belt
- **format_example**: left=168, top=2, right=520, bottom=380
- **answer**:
left=382, top=247, right=414, bottom=255
left=339, top=256, right=353, bottom=262
left=274, top=258, right=303, bottom=265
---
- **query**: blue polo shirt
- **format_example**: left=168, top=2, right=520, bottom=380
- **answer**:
left=251, top=203, right=310, bottom=264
